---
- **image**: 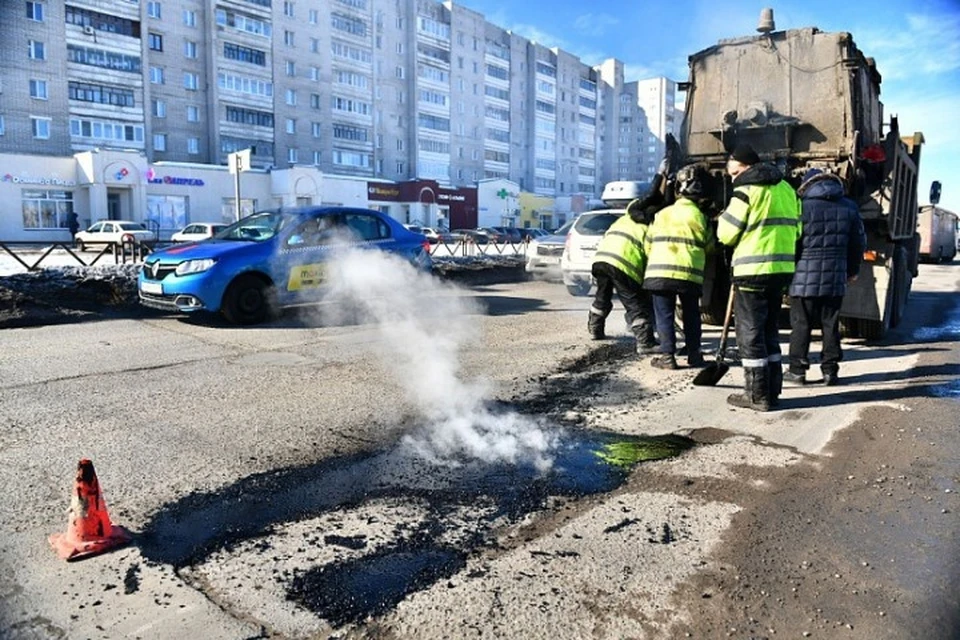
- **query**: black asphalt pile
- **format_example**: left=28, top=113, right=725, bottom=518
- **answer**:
left=0, top=264, right=142, bottom=329
left=0, top=257, right=527, bottom=329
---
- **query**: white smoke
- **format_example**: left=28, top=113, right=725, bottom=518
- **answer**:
left=322, top=248, right=557, bottom=471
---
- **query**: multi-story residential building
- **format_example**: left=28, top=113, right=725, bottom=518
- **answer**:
left=0, top=0, right=677, bottom=201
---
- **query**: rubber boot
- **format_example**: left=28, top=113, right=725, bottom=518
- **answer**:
left=587, top=311, right=606, bottom=340
left=726, top=367, right=770, bottom=412
left=631, top=322, right=657, bottom=355
left=768, top=361, right=782, bottom=407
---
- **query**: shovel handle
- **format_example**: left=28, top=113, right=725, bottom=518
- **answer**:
left=716, top=285, right=736, bottom=362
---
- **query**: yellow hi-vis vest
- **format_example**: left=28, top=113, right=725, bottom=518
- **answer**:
left=643, top=197, right=713, bottom=285
left=593, top=214, right=648, bottom=285
left=717, top=180, right=801, bottom=278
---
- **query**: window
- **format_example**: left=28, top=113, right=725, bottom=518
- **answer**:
left=288, top=148, right=298, bottom=163
left=285, top=89, right=297, bottom=106
left=313, top=150, right=322, bottom=165
left=285, top=60, right=295, bottom=76
left=310, top=66, right=320, bottom=81
left=70, top=118, right=144, bottom=143
left=285, top=118, right=296, bottom=134
left=331, top=13, right=366, bottom=37
left=183, top=40, right=198, bottom=58
left=187, top=137, right=199, bottom=154
left=225, top=106, right=273, bottom=127
left=308, top=9, right=318, bottom=24
left=31, top=117, right=51, bottom=139
left=153, top=133, right=167, bottom=151
left=183, top=10, right=196, bottom=27
left=152, top=99, right=166, bottom=117
left=0, top=116, right=4, bottom=136
left=21, top=189, right=74, bottom=230
left=223, top=43, right=266, bottom=66
left=284, top=30, right=294, bottom=46
left=184, top=72, right=198, bottom=90
left=395, top=66, right=404, bottom=79
left=148, top=33, right=163, bottom=51
left=311, top=122, right=321, bottom=137
left=26, top=1, right=44, bottom=21
left=147, top=2, right=161, bottom=18
left=310, top=38, right=319, bottom=53
left=150, top=66, right=165, bottom=84
left=29, top=79, right=48, bottom=99
left=28, top=40, right=46, bottom=60
left=186, top=105, right=200, bottom=122
left=67, top=45, right=141, bottom=73
left=283, top=1, right=294, bottom=17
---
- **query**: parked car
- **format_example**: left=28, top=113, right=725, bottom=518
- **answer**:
left=525, top=220, right=574, bottom=281
left=518, top=228, right=549, bottom=242
left=453, top=229, right=489, bottom=244
left=489, top=226, right=523, bottom=244
left=560, top=210, right=624, bottom=296
left=170, top=222, right=229, bottom=244
left=138, top=207, right=433, bottom=325
left=74, top=220, right=157, bottom=251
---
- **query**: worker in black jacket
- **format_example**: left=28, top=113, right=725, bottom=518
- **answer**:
left=785, top=169, right=866, bottom=386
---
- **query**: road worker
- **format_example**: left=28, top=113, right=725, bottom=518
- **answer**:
left=717, top=144, right=801, bottom=411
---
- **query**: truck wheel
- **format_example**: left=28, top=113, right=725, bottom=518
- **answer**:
left=221, top=274, right=276, bottom=325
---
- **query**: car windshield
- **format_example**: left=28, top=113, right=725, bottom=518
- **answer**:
left=214, top=211, right=291, bottom=242
left=553, top=220, right=575, bottom=236
left=574, top=213, right=621, bottom=236
left=118, top=222, right=147, bottom=231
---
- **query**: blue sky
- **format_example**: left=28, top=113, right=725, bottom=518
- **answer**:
left=458, top=0, right=960, bottom=213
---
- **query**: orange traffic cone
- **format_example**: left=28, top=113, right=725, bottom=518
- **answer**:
left=49, top=459, right=132, bottom=561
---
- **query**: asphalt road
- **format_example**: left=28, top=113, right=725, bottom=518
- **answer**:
left=0, top=263, right=957, bottom=639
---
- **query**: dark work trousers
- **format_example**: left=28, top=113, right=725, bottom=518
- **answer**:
left=788, top=295, right=844, bottom=376
left=734, top=284, right=785, bottom=369
left=591, top=262, right=655, bottom=343
left=650, top=291, right=702, bottom=356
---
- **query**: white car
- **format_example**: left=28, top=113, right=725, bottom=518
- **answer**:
left=525, top=220, right=573, bottom=281
left=170, top=222, right=229, bottom=243
left=75, top=220, right=157, bottom=251
left=560, top=209, right=624, bottom=296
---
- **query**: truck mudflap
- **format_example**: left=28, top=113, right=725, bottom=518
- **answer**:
left=839, top=241, right=911, bottom=340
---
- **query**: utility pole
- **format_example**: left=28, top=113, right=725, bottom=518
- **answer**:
left=228, top=148, right=252, bottom=222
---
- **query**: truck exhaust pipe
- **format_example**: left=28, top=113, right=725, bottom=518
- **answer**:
left=757, top=8, right=775, bottom=33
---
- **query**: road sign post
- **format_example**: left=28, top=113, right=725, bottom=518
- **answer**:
left=228, top=148, right=253, bottom=222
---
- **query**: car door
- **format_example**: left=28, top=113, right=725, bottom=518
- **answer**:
left=276, top=213, right=345, bottom=304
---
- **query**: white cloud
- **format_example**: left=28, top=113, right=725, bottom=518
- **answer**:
left=572, top=13, right=619, bottom=37
left=854, top=12, right=960, bottom=81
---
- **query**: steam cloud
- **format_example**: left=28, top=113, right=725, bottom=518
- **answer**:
left=322, top=248, right=557, bottom=471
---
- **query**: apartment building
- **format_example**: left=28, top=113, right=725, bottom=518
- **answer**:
left=0, top=0, right=675, bottom=201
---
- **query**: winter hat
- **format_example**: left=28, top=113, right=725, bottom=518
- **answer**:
left=729, top=144, right=760, bottom=165
left=802, top=168, right=823, bottom=184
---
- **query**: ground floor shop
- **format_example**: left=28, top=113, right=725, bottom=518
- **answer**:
left=0, top=150, right=483, bottom=242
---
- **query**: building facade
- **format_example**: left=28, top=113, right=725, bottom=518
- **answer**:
left=0, top=1, right=679, bottom=239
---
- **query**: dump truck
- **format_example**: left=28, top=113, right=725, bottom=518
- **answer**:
left=665, top=9, right=927, bottom=339
left=917, top=205, right=958, bottom=263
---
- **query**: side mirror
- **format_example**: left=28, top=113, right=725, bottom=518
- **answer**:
left=930, top=180, right=942, bottom=205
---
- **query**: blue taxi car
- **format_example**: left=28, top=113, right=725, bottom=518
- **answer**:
left=138, top=207, right=433, bottom=324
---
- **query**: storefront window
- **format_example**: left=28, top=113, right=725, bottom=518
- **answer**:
left=21, top=189, right=74, bottom=229
left=146, top=194, right=188, bottom=232
left=221, top=198, right=257, bottom=223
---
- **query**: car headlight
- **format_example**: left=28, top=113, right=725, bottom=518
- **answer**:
left=175, top=258, right=216, bottom=276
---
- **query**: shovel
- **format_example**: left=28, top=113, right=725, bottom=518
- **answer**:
left=693, top=285, right=736, bottom=387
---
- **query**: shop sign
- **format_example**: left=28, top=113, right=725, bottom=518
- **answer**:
left=2, top=172, right=77, bottom=187
left=437, top=192, right=466, bottom=202
left=145, top=168, right=205, bottom=186
left=367, top=184, right=401, bottom=200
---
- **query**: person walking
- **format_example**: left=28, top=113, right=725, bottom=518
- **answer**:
left=643, top=163, right=715, bottom=370
left=717, top=144, right=801, bottom=411
left=785, top=169, right=866, bottom=386
left=587, top=198, right=657, bottom=355
left=67, top=212, right=80, bottom=247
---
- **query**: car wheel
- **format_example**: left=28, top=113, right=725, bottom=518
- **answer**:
left=76, top=240, right=86, bottom=252
left=221, top=274, right=276, bottom=325
left=566, top=282, right=592, bottom=297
